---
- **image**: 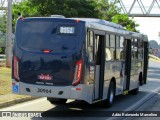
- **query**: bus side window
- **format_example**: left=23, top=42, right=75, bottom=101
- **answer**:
left=134, top=38, right=138, bottom=59
left=116, top=36, right=120, bottom=60
left=88, top=31, right=93, bottom=46
left=87, top=31, right=94, bottom=62
left=131, top=39, right=134, bottom=59
left=138, top=39, right=143, bottom=59
left=106, top=34, right=109, bottom=47
left=131, top=38, right=138, bottom=60
left=110, top=34, right=116, bottom=60
left=120, top=36, right=125, bottom=60
left=105, top=34, right=111, bottom=61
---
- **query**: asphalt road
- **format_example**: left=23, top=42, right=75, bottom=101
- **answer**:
left=0, top=60, right=160, bottom=120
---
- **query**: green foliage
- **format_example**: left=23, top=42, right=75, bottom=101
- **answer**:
left=12, top=0, right=99, bottom=32
left=112, top=14, right=139, bottom=32
left=12, top=0, right=139, bottom=32
left=0, top=47, right=2, bottom=54
left=12, top=0, right=39, bottom=31
left=30, top=0, right=98, bottom=17
left=0, top=15, right=7, bottom=34
left=95, top=0, right=120, bottom=21
left=95, top=0, right=139, bottom=32
left=13, top=0, right=98, bottom=18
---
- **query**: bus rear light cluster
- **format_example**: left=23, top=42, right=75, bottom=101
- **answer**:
left=13, top=56, right=20, bottom=82
left=72, top=59, right=83, bottom=86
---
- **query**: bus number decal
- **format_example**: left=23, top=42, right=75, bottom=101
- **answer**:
left=37, top=88, right=51, bottom=93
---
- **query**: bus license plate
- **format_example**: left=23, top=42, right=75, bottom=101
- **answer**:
left=37, top=88, right=52, bottom=93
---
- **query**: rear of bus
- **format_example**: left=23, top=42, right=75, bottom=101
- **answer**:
left=12, top=17, right=89, bottom=102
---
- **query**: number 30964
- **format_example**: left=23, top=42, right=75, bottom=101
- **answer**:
left=37, top=88, right=51, bottom=93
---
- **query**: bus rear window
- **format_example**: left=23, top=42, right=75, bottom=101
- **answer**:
left=16, top=21, right=78, bottom=51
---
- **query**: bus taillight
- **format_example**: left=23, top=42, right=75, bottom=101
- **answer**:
left=13, top=56, right=19, bottom=82
left=42, top=49, right=53, bottom=53
left=72, top=59, right=83, bottom=86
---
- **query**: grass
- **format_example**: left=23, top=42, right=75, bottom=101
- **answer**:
left=149, top=54, right=160, bottom=62
left=0, top=67, right=12, bottom=95
left=0, top=67, right=31, bottom=103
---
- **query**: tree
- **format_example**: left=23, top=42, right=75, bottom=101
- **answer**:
left=30, top=0, right=99, bottom=17
left=13, top=0, right=98, bottom=18
left=95, top=0, right=120, bottom=21
left=12, top=0, right=139, bottom=32
left=12, top=0, right=39, bottom=31
left=95, top=0, right=139, bottom=32
left=12, top=0, right=99, bottom=31
left=112, top=14, right=139, bottom=32
left=0, top=15, right=7, bottom=34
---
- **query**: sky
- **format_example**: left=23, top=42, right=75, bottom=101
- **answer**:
left=120, top=0, right=160, bottom=44
left=134, top=17, right=160, bottom=44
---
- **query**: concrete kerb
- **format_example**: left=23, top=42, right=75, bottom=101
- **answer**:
left=0, top=96, right=39, bottom=109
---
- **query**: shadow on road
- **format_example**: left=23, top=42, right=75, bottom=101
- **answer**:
left=31, top=91, right=152, bottom=119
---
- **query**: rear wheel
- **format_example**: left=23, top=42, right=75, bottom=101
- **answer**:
left=104, top=81, right=116, bottom=108
left=47, top=98, right=67, bottom=105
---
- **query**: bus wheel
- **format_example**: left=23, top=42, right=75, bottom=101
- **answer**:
left=47, top=98, right=67, bottom=105
left=106, top=81, right=115, bottom=108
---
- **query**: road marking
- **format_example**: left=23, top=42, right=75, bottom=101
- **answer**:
left=107, top=86, right=160, bottom=120
left=124, top=86, right=160, bottom=111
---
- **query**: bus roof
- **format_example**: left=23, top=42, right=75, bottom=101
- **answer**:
left=70, top=18, right=124, bottom=30
left=18, top=17, right=148, bottom=41
left=71, top=18, right=147, bottom=41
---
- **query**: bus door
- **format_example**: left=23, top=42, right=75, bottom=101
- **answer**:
left=93, top=34, right=105, bottom=100
left=124, top=39, right=131, bottom=90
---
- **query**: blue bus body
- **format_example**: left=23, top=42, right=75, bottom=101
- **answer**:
left=13, top=18, right=86, bottom=86
left=12, top=17, right=148, bottom=107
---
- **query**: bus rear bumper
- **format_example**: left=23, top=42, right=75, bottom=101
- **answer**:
left=13, top=82, right=93, bottom=104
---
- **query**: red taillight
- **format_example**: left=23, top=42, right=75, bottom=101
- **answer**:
left=13, top=56, right=19, bottom=82
left=42, top=50, right=52, bottom=53
left=72, top=59, right=83, bottom=86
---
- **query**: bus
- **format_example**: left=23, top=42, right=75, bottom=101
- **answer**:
left=12, top=16, right=148, bottom=107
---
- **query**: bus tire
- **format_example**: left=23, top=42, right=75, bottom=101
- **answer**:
left=47, top=98, right=67, bottom=105
left=105, top=81, right=115, bottom=108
